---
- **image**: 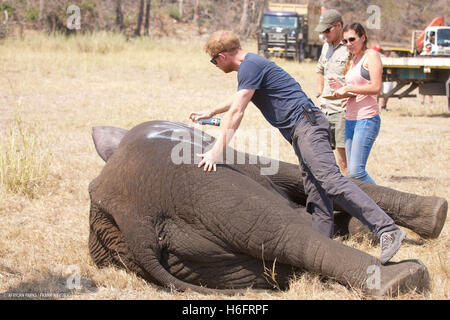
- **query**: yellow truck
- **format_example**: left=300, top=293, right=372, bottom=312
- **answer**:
left=381, top=56, right=450, bottom=108
left=380, top=18, right=450, bottom=108
left=258, top=2, right=322, bottom=62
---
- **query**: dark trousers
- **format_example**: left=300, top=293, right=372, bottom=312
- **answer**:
left=291, top=112, right=398, bottom=239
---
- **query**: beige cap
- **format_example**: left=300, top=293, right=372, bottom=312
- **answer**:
left=315, top=9, right=343, bottom=33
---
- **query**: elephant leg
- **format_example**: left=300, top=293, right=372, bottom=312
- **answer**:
left=119, top=216, right=253, bottom=295
left=182, top=168, right=430, bottom=297
left=276, top=221, right=429, bottom=297
left=348, top=216, right=379, bottom=244
left=351, top=180, right=447, bottom=239
left=256, top=158, right=307, bottom=205
left=88, top=204, right=155, bottom=281
left=90, top=203, right=252, bottom=295
left=263, top=159, right=447, bottom=239
left=192, top=194, right=429, bottom=297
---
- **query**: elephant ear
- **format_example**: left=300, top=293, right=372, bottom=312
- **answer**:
left=92, top=126, right=128, bottom=162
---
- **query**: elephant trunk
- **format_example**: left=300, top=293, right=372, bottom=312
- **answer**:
left=351, top=180, right=447, bottom=238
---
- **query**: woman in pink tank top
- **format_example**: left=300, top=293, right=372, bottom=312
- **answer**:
left=329, top=23, right=383, bottom=184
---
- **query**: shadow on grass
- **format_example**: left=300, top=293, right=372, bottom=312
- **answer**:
left=389, top=175, right=435, bottom=182
left=427, top=113, right=450, bottom=118
left=0, top=271, right=98, bottom=300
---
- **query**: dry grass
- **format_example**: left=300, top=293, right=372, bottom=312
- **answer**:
left=0, top=33, right=448, bottom=300
left=0, top=115, right=53, bottom=199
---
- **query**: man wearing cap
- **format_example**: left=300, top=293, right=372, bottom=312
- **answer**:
left=315, top=9, right=349, bottom=176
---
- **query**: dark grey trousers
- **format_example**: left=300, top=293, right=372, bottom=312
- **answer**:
left=291, top=111, right=398, bottom=239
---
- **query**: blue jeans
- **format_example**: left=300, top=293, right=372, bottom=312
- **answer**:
left=345, top=115, right=380, bottom=184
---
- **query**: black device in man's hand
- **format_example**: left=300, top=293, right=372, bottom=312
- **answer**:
left=302, top=104, right=317, bottom=126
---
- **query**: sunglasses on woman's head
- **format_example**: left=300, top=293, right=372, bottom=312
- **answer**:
left=343, top=37, right=357, bottom=44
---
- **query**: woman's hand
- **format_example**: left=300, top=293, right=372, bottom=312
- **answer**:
left=333, top=86, right=349, bottom=98
left=328, top=77, right=343, bottom=91
left=333, top=86, right=349, bottom=96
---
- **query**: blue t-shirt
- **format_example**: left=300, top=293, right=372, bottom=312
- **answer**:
left=237, top=53, right=318, bottom=142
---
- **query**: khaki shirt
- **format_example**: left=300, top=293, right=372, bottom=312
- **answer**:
left=316, top=41, right=349, bottom=114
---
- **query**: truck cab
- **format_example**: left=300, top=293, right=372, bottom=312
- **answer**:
left=423, top=26, right=450, bottom=56
left=257, top=3, right=321, bottom=62
left=258, top=11, right=302, bottom=60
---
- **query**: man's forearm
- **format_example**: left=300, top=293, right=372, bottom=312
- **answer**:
left=211, top=90, right=253, bottom=155
left=211, top=108, right=244, bottom=156
left=211, top=93, right=236, bottom=115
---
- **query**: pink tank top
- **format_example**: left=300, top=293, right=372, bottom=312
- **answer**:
left=344, top=54, right=379, bottom=120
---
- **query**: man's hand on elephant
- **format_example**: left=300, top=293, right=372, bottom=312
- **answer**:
left=197, top=150, right=219, bottom=172
left=189, top=110, right=214, bottom=122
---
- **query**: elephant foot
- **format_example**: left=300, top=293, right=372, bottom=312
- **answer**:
left=365, top=259, right=430, bottom=298
left=394, top=196, right=447, bottom=239
left=348, top=217, right=379, bottom=245
left=427, top=197, right=447, bottom=239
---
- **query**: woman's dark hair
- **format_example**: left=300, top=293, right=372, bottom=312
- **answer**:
left=343, top=22, right=369, bottom=50
left=343, top=22, right=369, bottom=74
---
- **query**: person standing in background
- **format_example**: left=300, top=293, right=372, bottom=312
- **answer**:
left=329, top=23, right=382, bottom=185
left=420, top=43, right=434, bottom=105
left=315, top=9, right=349, bottom=176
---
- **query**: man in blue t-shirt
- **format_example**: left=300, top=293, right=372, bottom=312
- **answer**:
left=189, top=30, right=405, bottom=264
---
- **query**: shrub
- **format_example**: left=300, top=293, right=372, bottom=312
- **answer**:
left=0, top=117, right=52, bottom=199
left=25, top=7, right=39, bottom=22
left=166, top=5, right=180, bottom=21
left=0, top=2, right=14, bottom=17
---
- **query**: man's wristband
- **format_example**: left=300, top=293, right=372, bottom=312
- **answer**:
left=315, top=93, right=321, bottom=98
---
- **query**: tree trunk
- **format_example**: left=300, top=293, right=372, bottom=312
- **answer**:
left=193, top=0, right=199, bottom=24
left=135, top=0, right=144, bottom=36
left=2, top=9, right=8, bottom=24
left=239, top=0, right=249, bottom=37
left=144, top=0, right=151, bottom=36
left=256, top=0, right=267, bottom=26
left=115, top=0, right=124, bottom=31
left=179, top=0, right=184, bottom=21
left=39, top=0, right=44, bottom=27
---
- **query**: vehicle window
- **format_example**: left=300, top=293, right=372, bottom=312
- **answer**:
left=437, top=29, right=450, bottom=47
left=262, top=15, right=298, bottom=28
